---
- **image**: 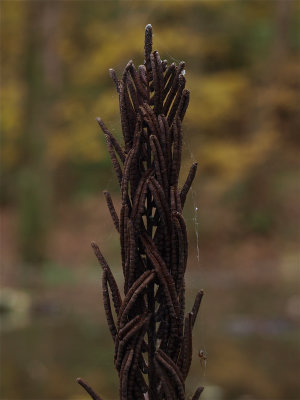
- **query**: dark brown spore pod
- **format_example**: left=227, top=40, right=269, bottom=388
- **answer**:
left=77, top=24, right=204, bottom=400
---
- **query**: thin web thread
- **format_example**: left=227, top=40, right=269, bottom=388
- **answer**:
left=183, top=138, right=200, bottom=264
left=183, top=136, right=208, bottom=381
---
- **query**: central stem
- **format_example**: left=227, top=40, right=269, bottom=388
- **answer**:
left=146, top=137, right=157, bottom=399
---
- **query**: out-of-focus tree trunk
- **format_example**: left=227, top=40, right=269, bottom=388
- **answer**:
left=18, top=1, right=61, bottom=268
left=273, top=0, right=292, bottom=64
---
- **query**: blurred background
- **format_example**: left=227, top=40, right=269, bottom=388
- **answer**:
left=1, top=1, right=300, bottom=399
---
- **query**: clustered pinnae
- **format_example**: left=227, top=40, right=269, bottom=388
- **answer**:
left=77, top=24, right=204, bottom=400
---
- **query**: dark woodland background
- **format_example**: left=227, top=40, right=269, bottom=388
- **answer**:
left=1, top=1, right=300, bottom=399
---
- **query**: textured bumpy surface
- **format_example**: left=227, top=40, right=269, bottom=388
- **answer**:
left=77, top=24, right=204, bottom=400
